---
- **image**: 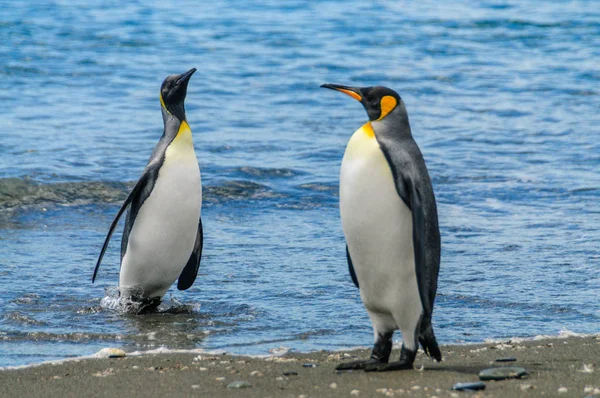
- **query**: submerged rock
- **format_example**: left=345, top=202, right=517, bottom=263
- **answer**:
left=479, top=367, right=527, bottom=381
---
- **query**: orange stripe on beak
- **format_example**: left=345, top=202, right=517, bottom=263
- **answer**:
left=335, top=88, right=363, bottom=102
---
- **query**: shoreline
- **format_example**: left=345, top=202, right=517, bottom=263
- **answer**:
left=1, top=335, right=598, bottom=397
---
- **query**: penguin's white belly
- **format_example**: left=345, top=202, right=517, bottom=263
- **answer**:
left=120, top=132, right=201, bottom=299
left=340, top=123, right=422, bottom=333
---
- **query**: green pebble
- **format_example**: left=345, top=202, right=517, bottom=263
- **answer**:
left=479, top=367, right=527, bottom=381
left=227, top=381, right=252, bottom=389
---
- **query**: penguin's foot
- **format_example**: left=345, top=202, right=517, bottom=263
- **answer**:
left=364, top=360, right=413, bottom=372
left=364, top=345, right=417, bottom=372
left=336, top=358, right=386, bottom=371
left=336, top=333, right=393, bottom=371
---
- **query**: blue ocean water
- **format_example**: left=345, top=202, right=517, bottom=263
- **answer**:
left=1, top=1, right=599, bottom=367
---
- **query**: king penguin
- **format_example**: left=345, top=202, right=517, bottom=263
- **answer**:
left=321, top=84, right=442, bottom=371
left=92, top=68, right=203, bottom=312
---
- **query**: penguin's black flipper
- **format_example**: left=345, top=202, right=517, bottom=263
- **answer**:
left=177, top=216, right=203, bottom=290
left=92, top=170, right=154, bottom=283
left=409, top=182, right=431, bottom=316
left=346, top=245, right=359, bottom=288
left=376, top=135, right=440, bottom=319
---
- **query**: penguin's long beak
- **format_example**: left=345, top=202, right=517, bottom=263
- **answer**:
left=176, top=68, right=197, bottom=85
left=320, top=83, right=363, bottom=102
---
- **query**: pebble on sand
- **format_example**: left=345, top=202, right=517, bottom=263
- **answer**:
left=350, top=389, right=360, bottom=396
left=557, top=386, right=568, bottom=393
left=452, top=382, right=486, bottom=391
left=479, top=366, right=527, bottom=381
left=227, top=381, right=252, bottom=389
left=329, top=383, right=337, bottom=389
left=95, top=348, right=126, bottom=358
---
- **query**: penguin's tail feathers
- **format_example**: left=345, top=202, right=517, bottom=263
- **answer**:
left=419, top=322, right=442, bottom=362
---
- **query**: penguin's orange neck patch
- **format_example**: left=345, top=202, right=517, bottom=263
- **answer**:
left=377, top=96, right=397, bottom=120
left=177, top=120, right=191, bottom=138
left=361, top=122, right=375, bottom=138
left=160, top=93, right=169, bottom=114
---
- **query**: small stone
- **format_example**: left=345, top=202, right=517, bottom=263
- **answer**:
left=283, top=371, right=298, bottom=376
left=215, top=377, right=225, bottom=381
left=191, top=385, right=200, bottom=389
left=227, top=381, right=251, bottom=389
left=92, top=368, right=114, bottom=377
left=453, top=382, right=486, bottom=391
left=385, top=391, right=395, bottom=397
left=276, top=376, right=284, bottom=381
left=298, top=395, right=307, bottom=398
left=95, top=348, right=126, bottom=358
left=411, top=385, right=421, bottom=390
left=520, top=384, right=535, bottom=390
left=351, top=390, right=360, bottom=396
left=584, top=386, right=593, bottom=393
left=376, top=388, right=388, bottom=394
left=579, top=364, right=594, bottom=373
left=199, top=367, right=208, bottom=371
left=557, top=387, right=568, bottom=393
left=250, top=370, right=264, bottom=377
left=451, top=394, right=459, bottom=398
left=302, top=363, right=318, bottom=368
left=495, top=357, right=517, bottom=362
left=330, top=383, right=337, bottom=389
left=479, top=367, right=527, bottom=381
left=52, top=376, right=61, bottom=379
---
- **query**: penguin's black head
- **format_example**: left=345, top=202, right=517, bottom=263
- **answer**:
left=320, top=84, right=401, bottom=121
left=160, top=68, right=196, bottom=121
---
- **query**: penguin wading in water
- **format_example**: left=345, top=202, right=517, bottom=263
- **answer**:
left=92, top=68, right=203, bottom=312
left=321, top=84, right=442, bottom=371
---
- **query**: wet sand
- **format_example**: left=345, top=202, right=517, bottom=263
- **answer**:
left=1, top=336, right=598, bottom=397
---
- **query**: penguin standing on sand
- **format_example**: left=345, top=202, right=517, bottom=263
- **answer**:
left=93, top=68, right=203, bottom=311
left=321, top=84, right=442, bottom=371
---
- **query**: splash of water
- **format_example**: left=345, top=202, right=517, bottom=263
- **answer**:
left=99, top=287, right=200, bottom=315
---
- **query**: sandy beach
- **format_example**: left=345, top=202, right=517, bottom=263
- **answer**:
left=1, top=335, right=598, bottom=398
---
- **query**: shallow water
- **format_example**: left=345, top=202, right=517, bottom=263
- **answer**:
left=1, top=1, right=599, bottom=367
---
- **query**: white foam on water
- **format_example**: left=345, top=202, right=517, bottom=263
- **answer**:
left=2, top=328, right=598, bottom=371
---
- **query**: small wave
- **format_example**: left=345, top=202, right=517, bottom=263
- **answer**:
left=2, top=312, right=47, bottom=326
left=0, top=178, right=285, bottom=211
left=228, top=166, right=301, bottom=179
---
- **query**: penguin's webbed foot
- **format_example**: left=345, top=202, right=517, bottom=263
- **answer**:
left=363, top=360, right=413, bottom=372
left=364, top=345, right=417, bottom=372
left=337, top=333, right=393, bottom=371
left=336, top=358, right=386, bottom=371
